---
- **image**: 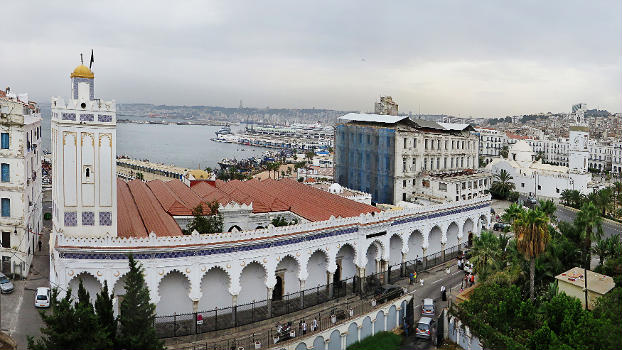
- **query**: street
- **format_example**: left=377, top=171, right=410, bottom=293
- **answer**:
left=555, top=205, right=621, bottom=239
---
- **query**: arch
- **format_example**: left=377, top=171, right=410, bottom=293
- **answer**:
left=238, top=261, right=267, bottom=305
left=346, top=322, right=359, bottom=347
left=463, top=219, right=474, bottom=237
left=479, top=214, right=488, bottom=231
left=274, top=255, right=300, bottom=297
left=335, top=244, right=356, bottom=281
left=399, top=300, right=406, bottom=326
left=428, top=226, right=443, bottom=255
left=312, top=336, right=325, bottom=350
left=199, top=266, right=231, bottom=312
left=328, top=330, right=341, bottom=350
left=365, top=243, right=380, bottom=276
left=374, top=310, right=385, bottom=334
left=255, top=225, right=265, bottom=230
left=388, top=234, right=403, bottom=266
left=407, top=230, right=424, bottom=261
left=387, top=305, right=397, bottom=331
left=157, top=270, right=192, bottom=315
left=68, top=272, right=102, bottom=304
left=306, top=250, right=328, bottom=289
left=295, top=343, right=308, bottom=350
left=228, top=225, right=242, bottom=232
left=446, top=222, right=459, bottom=248
left=361, top=316, right=373, bottom=340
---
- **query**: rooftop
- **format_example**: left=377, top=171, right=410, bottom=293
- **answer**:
left=555, top=267, right=615, bottom=295
left=117, top=177, right=380, bottom=237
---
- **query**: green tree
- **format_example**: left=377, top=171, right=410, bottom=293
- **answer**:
left=575, top=202, right=603, bottom=270
left=185, top=202, right=223, bottom=234
left=560, top=189, right=583, bottom=208
left=28, top=289, right=81, bottom=350
left=95, top=281, right=117, bottom=349
left=490, top=169, right=516, bottom=200
left=75, top=280, right=111, bottom=350
left=118, top=255, right=164, bottom=350
left=305, top=151, right=314, bottom=163
left=500, top=145, right=509, bottom=158
left=537, top=199, right=557, bottom=222
left=271, top=216, right=298, bottom=227
left=502, top=202, right=525, bottom=224
left=470, top=231, right=502, bottom=281
left=513, top=207, right=550, bottom=301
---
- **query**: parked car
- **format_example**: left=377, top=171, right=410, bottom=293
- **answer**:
left=527, top=197, right=537, bottom=206
left=35, top=287, right=51, bottom=308
left=493, top=222, right=511, bottom=232
left=415, top=316, right=436, bottom=339
left=0, top=273, right=14, bottom=294
left=421, top=298, right=435, bottom=317
left=374, top=284, right=405, bottom=303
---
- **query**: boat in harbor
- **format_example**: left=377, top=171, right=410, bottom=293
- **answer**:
left=215, top=125, right=233, bottom=136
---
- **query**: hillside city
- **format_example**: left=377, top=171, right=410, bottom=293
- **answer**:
left=1, top=3, right=621, bottom=350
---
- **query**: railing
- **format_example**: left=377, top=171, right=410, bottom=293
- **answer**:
left=154, top=241, right=470, bottom=339
left=169, top=288, right=409, bottom=350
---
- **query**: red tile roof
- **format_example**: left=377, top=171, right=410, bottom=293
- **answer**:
left=116, top=177, right=380, bottom=237
left=506, top=131, right=529, bottom=140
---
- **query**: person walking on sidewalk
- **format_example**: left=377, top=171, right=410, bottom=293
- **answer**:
left=38, top=240, right=42, bottom=252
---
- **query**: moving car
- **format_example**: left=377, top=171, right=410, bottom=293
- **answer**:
left=374, top=284, right=405, bottom=304
left=415, top=316, right=435, bottom=339
left=0, top=273, right=14, bottom=294
left=421, top=298, right=435, bottom=316
left=35, top=287, right=51, bottom=308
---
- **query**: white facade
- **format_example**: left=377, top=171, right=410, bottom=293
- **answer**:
left=50, top=64, right=117, bottom=238
left=486, top=140, right=592, bottom=199
left=0, top=95, right=43, bottom=276
left=52, top=196, right=491, bottom=316
left=612, top=141, right=622, bottom=175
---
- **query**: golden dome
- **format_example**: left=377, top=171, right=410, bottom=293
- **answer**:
left=70, top=64, right=94, bottom=79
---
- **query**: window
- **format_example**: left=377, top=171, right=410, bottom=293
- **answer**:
left=413, top=138, right=417, bottom=148
left=556, top=188, right=560, bottom=193
left=403, top=193, right=407, bottom=201
left=1, top=163, right=8, bottom=182
left=403, top=180, right=407, bottom=188
left=425, top=139, right=428, bottom=150
left=537, top=185, right=541, bottom=190
left=1, top=198, right=10, bottom=217
left=404, top=138, right=407, bottom=149
left=439, top=182, right=447, bottom=191
left=1, top=231, right=9, bottom=248
left=521, top=183, right=525, bottom=188
left=1, top=133, right=8, bottom=149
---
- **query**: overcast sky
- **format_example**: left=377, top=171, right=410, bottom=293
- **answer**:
left=1, top=0, right=620, bottom=117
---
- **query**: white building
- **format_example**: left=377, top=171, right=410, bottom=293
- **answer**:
left=612, top=141, right=622, bottom=176
left=49, top=63, right=492, bottom=321
left=0, top=91, right=43, bottom=276
left=486, top=140, right=592, bottom=199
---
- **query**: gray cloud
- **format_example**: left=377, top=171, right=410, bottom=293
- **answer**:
left=1, top=0, right=620, bottom=116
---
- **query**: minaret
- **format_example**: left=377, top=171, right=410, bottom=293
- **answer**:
left=50, top=62, right=117, bottom=237
left=568, top=103, right=589, bottom=174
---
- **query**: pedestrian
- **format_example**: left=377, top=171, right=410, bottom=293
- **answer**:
left=409, top=272, right=413, bottom=285
left=302, top=320, right=307, bottom=335
left=38, top=240, right=42, bottom=251
left=311, top=318, right=317, bottom=332
left=470, top=274, right=475, bottom=285
left=298, top=321, right=303, bottom=336
left=441, top=285, right=447, bottom=301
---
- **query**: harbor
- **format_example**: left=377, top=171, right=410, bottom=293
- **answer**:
left=212, top=122, right=334, bottom=151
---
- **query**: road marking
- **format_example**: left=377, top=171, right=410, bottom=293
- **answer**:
left=433, top=278, right=443, bottom=284
left=8, top=290, right=24, bottom=336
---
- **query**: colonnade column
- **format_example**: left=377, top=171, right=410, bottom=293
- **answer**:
left=231, top=295, right=238, bottom=327
left=401, top=252, right=407, bottom=276
left=300, top=279, right=306, bottom=308
left=357, top=267, right=365, bottom=293
left=267, top=287, right=273, bottom=318
left=441, top=243, right=446, bottom=261
left=422, top=248, right=428, bottom=270
left=382, top=260, right=389, bottom=284
left=327, top=272, right=334, bottom=298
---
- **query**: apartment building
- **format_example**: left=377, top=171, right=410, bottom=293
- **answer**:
left=0, top=92, right=43, bottom=276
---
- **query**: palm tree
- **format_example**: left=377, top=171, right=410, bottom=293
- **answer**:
left=613, top=182, right=622, bottom=214
left=592, top=238, right=610, bottom=267
left=501, top=203, right=525, bottom=225
left=490, top=169, right=516, bottom=199
left=500, top=145, right=509, bottom=159
left=575, top=202, right=603, bottom=270
left=537, top=199, right=557, bottom=222
left=470, top=231, right=501, bottom=280
left=513, top=207, right=550, bottom=301
left=560, top=189, right=574, bottom=207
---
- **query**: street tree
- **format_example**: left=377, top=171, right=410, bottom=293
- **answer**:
left=575, top=202, right=603, bottom=270
left=490, top=169, right=515, bottom=200
left=117, top=255, right=164, bottom=350
left=513, top=207, right=550, bottom=301
left=94, top=281, right=117, bottom=348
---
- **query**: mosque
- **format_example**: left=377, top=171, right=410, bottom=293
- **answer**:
left=48, top=63, right=490, bottom=346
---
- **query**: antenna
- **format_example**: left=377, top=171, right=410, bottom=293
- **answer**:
left=80, top=53, right=84, bottom=65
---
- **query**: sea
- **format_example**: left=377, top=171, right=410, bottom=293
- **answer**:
left=39, top=106, right=270, bottom=169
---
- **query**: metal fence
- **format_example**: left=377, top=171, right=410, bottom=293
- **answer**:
left=154, top=241, right=469, bottom=339
left=171, top=288, right=408, bottom=350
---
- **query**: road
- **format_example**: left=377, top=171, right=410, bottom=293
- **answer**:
left=555, top=205, right=621, bottom=239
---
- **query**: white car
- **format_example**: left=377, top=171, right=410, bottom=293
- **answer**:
left=35, top=287, right=51, bottom=308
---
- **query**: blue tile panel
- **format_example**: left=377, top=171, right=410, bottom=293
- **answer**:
left=80, top=114, right=94, bottom=122
left=58, top=202, right=489, bottom=260
left=82, top=211, right=95, bottom=226
left=72, top=77, right=94, bottom=100
left=99, top=211, right=112, bottom=226
left=64, top=212, right=77, bottom=226
left=62, top=113, right=76, bottom=121
left=98, top=114, right=113, bottom=122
